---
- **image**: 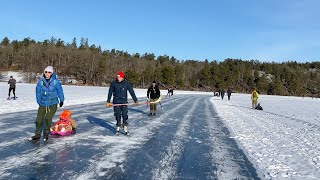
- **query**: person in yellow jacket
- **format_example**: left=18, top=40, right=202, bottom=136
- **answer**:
left=251, top=88, right=259, bottom=109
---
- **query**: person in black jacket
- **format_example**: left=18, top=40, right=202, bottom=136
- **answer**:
left=227, top=87, right=232, bottom=100
left=220, top=89, right=225, bottom=100
left=106, top=71, right=138, bottom=135
left=166, top=87, right=171, bottom=97
left=170, top=87, right=174, bottom=96
left=147, top=81, right=161, bottom=116
left=7, top=76, right=16, bottom=100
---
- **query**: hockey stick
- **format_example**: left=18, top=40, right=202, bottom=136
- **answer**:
left=109, top=102, right=144, bottom=107
left=109, top=95, right=163, bottom=107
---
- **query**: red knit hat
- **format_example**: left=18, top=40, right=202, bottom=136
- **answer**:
left=59, top=110, right=71, bottom=120
left=117, top=71, right=125, bottom=78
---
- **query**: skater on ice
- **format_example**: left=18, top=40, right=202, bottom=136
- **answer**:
left=147, top=80, right=161, bottom=116
left=106, top=71, right=139, bottom=135
left=166, top=87, right=173, bottom=97
left=227, top=87, right=232, bottom=100
left=30, top=66, right=65, bottom=141
left=220, top=88, right=225, bottom=100
left=7, top=75, right=16, bottom=100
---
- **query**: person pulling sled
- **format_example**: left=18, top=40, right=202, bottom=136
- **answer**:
left=30, top=66, right=64, bottom=141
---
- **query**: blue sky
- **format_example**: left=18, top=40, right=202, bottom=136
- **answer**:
left=1, top=0, right=320, bottom=62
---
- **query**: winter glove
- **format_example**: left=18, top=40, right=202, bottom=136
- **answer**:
left=71, top=128, right=76, bottom=134
left=59, top=101, right=64, bottom=107
left=106, top=102, right=111, bottom=108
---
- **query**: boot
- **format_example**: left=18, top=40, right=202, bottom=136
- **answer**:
left=71, top=128, right=76, bottom=134
left=116, top=126, right=120, bottom=135
left=30, top=134, right=41, bottom=141
left=44, top=133, right=49, bottom=141
left=124, top=126, right=129, bottom=136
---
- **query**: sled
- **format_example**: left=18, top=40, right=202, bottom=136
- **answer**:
left=50, top=119, right=73, bottom=136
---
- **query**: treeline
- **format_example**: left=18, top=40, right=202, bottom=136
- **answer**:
left=0, top=36, right=319, bottom=97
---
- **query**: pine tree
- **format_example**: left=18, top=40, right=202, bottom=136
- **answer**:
left=0, top=37, right=10, bottom=46
left=71, top=37, right=77, bottom=48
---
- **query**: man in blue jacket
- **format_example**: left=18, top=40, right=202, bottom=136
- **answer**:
left=30, top=66, right=64, bottom=141
left=106, top=71, right=138, bottom=135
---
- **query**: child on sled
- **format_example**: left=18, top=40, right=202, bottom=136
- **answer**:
left=50, top=110, right=77, bottom=136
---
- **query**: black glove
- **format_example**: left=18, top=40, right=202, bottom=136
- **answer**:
left=71, top=128, right=76, bottom=134
left=59, top=101, right=64, bottom=107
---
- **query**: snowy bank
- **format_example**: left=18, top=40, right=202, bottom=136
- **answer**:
left=211, top=94, right=320, bottom=179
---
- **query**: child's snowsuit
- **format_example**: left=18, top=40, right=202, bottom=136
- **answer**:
left=50, top=110, right=76, bottom=135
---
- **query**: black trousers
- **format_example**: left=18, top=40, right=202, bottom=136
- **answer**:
left=8, top=87, right=15, bottom=97
left=114, top=105, right=128, bottom=126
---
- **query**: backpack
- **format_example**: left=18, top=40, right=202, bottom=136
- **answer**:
left=255, top=103, right=263, bottom=110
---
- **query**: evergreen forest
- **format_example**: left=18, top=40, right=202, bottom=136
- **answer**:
left=1, top=37, right=319, bottom=97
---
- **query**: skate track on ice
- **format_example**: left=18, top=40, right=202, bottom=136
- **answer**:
left=0, top=94, right=261, bottom=179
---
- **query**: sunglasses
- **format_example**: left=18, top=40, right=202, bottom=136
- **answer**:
left=44, top=71, right=52, bottom=74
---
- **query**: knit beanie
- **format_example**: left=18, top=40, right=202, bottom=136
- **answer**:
left=44, top=66, right=54, bottom=73
left=117, top=71, right=125, bottom=78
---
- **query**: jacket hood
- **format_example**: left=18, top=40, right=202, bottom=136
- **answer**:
left=42, top=72, right=57, bottom=81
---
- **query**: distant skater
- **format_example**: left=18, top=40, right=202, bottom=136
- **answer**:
left=227, top=87, right=232, bottom=100
left=147, top=81, right=161, bottom=116
left=251, top=88, right=259, bottom=109
left=166, top=87, right=173, bottom=97
left=8, top=76, right=16, bottom=100
left=220, top=89, right=225, bottom=100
